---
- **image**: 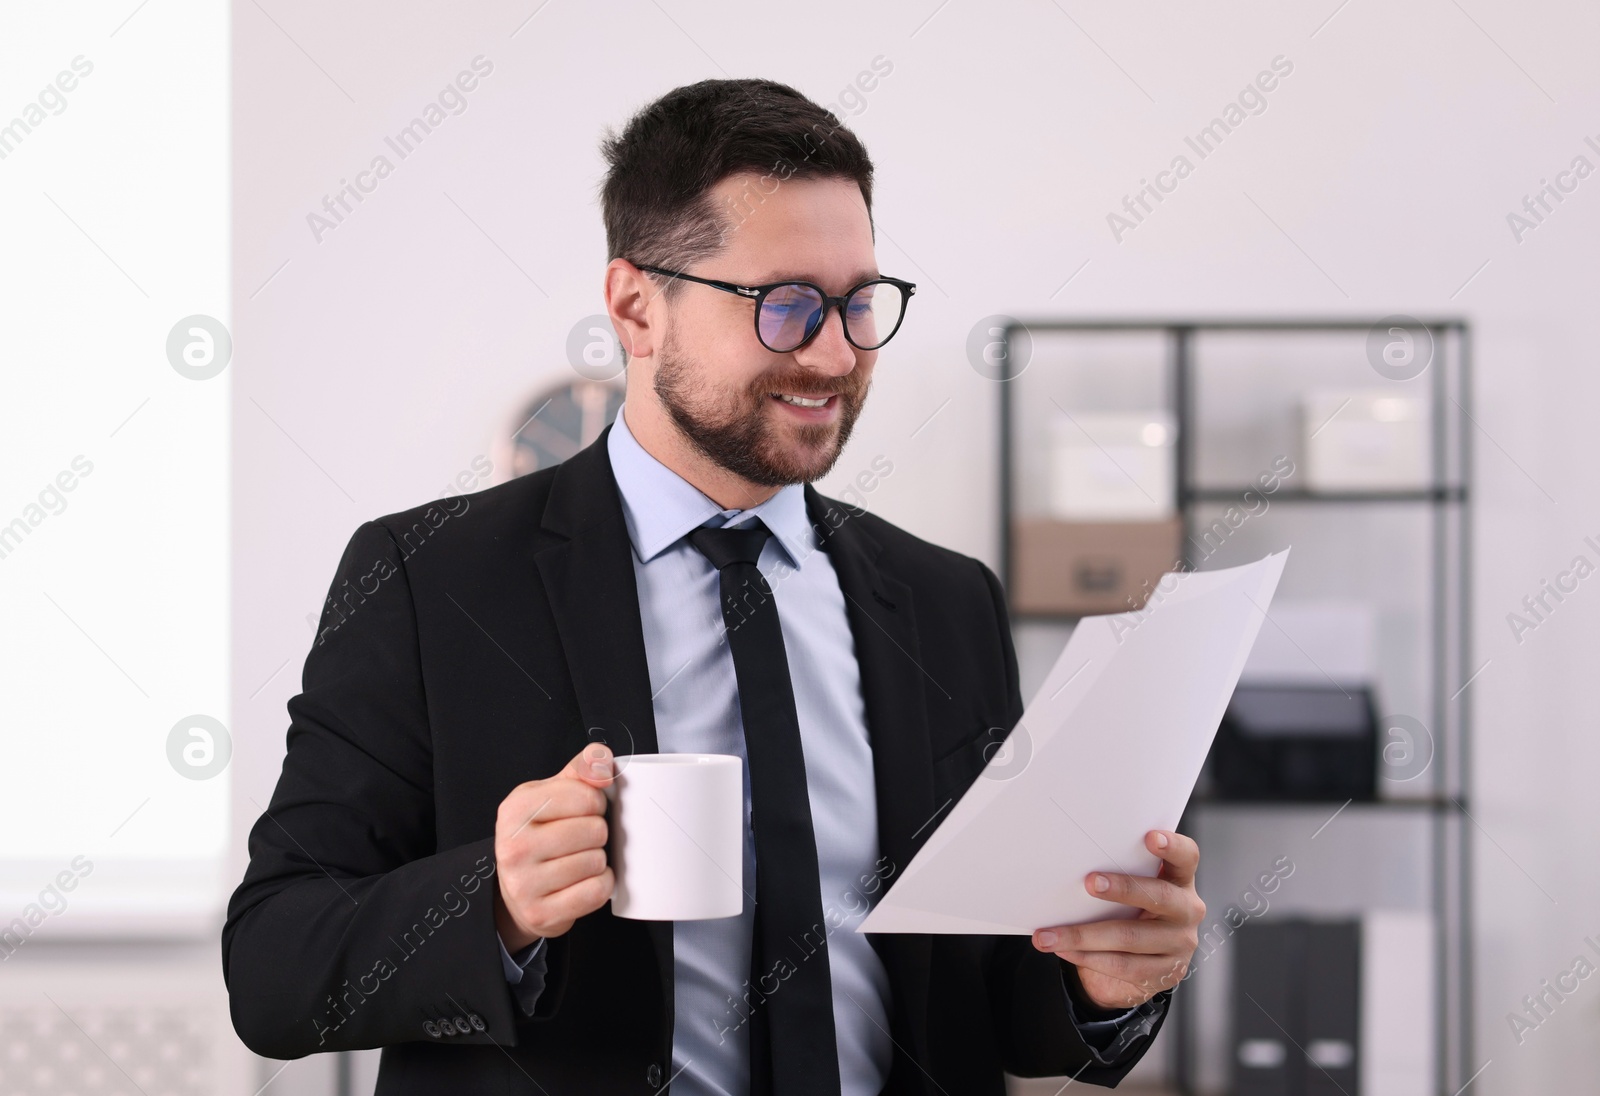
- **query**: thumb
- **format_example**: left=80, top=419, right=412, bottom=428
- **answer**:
left=567, top=742, right=615, bottom=787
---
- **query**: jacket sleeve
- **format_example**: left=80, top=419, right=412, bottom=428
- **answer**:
left=221, top=519, right=554, bottom=1058
left=972, top=558, right=1171, bottom=1084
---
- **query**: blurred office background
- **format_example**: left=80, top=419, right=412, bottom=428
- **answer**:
left=2, top=1, right=1596, bottom=1093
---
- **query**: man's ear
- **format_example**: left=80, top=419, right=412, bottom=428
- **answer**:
left=604, top=259, right=658, bottom=362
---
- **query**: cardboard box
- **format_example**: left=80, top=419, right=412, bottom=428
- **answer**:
left=1009, top=517, right=1185, bottom=616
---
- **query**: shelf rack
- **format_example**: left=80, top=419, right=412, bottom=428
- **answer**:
left=994, top=319, right=1473, bottom=1096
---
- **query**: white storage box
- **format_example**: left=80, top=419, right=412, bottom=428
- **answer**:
left=1047, top=410, right=1175, bottom=519
left=1302, top=390, right=1429, bottom=492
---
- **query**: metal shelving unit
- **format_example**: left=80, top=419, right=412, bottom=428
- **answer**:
left=994, top=319, right=1473, bottom=1096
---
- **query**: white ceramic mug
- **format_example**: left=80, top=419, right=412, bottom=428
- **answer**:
left=604, top=752, right=744, bottom=920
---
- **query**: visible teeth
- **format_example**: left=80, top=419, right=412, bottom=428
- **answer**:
left=775, top=393, right=829, bottom=408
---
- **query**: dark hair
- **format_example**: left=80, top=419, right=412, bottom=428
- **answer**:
left=600, top=78, right=875, bottom=300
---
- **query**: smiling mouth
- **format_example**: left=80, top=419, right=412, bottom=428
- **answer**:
left=771, top=393, right=835, bottom=408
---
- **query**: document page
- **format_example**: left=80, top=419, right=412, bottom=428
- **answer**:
left=858, top=550, right=1289, bottom=934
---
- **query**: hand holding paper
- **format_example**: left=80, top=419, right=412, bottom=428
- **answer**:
left=1032, top=827, right=1206, bottom=1009
left=856, top=551, right=1290, bottom=1008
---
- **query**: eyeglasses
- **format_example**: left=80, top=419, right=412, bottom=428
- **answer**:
left=634, top=263, right=916, bottom=353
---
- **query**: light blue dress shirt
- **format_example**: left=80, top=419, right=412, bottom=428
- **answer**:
left=495, top=405, right=1132, bottom=1093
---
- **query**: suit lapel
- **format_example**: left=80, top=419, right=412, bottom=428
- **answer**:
left=805, top=484, right=936, bottom=1073
left=533, top=422, right=674, bottom=1030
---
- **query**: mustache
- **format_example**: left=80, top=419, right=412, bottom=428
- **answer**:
left=754, top=375, right=865, bottom=400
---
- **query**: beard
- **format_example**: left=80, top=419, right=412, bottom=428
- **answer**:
left=651, top=327, right=869, bottom=487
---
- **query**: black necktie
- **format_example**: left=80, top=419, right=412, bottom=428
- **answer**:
left=687, top=518, right=841, bottom=1096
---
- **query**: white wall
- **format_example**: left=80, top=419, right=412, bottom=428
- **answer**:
left=233, top=2, right=1600, bottom=1093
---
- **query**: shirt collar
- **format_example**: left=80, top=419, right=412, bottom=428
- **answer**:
left=606, top=403, right=813, bottom=570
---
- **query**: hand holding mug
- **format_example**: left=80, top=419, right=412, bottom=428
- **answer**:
left=493, top=743, right=616, bottom=952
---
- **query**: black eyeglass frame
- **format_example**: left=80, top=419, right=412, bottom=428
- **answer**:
left=633, top=263, right=917, bottom=353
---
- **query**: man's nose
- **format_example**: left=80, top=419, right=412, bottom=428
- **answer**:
left=793, top=306, right=860, bottom=376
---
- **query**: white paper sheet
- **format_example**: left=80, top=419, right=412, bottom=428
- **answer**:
left=857, top=550, right=1289, bottom=935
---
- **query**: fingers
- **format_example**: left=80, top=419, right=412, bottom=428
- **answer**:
left=498, top=776, right=608, bottom=834
left=525, top=866, right=616, bottom=936
left=496, top=818, right=615, bottom=939
left=1063, top=948, right=1190, bottom=993
left=561, top=742, right=616, bottom=787
left=1074, top=831, right=1201, bottom=916
left=500, top=745, right=621, bottom=835
left=499, top=813, right=608, bottom=865
left=1148, top=829, right=1199, bottom=888
left=498, top=841, right=610, bottom=907
left=494, top=749, right=622, bottom=942
left=1081, top=870, right=1189, bottom=920
left=1028, top=830, right=1204, bottom=1007
left=1037, top=918, right=1195, bottom=957
left=530, top=846, right=611, bottom=896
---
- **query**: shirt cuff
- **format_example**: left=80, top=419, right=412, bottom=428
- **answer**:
left=1059, top=958, right=1135, bottom=1019
left=1058, top=958, right=1156, bottom=1057
left=497, top=932, right=547, bottom=984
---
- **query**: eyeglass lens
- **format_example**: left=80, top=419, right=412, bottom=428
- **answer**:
left=757, top=281, right=907, bottom=352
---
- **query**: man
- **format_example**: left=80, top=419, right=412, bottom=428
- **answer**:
left=223, top=78, right=1204, bottom=1095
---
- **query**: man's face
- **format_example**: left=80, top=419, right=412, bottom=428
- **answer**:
left=649, top=173, right=879, bottom=487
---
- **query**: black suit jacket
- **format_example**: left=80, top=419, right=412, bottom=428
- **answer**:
left=222, top=422, right=1169, bottom=1093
